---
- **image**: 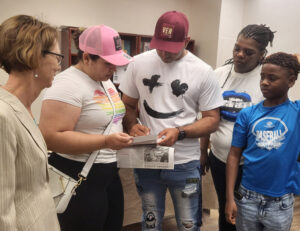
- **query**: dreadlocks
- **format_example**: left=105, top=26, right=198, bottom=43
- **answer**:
left=238, top=24, right=275, bottom=51
left=262, top=52, right=300, bottom=80
left=224, top=24, right=275, bottom=65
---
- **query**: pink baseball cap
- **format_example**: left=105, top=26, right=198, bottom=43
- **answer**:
left=150, top=11, right=189, bottom=53
left=79, top=25, right=132, bottom=66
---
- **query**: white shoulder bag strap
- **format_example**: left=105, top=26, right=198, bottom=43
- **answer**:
left=77, top=81, right=117, bottom=181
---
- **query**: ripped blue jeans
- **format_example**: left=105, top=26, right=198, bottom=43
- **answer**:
left=235, top=185, right=294, bottom=231
left=134, top=160, right=202, bottom=231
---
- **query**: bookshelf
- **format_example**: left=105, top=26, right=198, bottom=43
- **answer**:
left=60, top=26, right=195, bottom=71
left=119, top=32, right=195, bottom=56
left=119, top=33, right=153, bottom=56
left=60, top=26, right=80, bottom=71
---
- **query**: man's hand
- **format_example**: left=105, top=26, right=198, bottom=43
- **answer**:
left=129, top=124, right=150, bottom=137
left=200, top=149, right=210, bottom=175
left=157, top=128, right=179, bottom=146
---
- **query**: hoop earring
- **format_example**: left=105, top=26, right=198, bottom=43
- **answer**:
left=34, top=73, right=38, bottom=78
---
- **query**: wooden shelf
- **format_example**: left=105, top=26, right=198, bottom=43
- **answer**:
left=60, top=26, right=195, bottom=71
left=60, top=26, right=79, bottom=70
left=119, top=32, right=195, bottom=56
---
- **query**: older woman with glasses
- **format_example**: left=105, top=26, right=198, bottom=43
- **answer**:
left=0, top=15, right=61, bottom=231
left=43, top=50, right=64, bottom=65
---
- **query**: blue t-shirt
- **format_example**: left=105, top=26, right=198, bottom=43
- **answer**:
left=232, top=100, right=300, bottom=197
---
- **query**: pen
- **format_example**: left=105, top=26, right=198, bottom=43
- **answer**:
left=137, top=118, right=142, bottom=125
left=136, top=118, right=150, bottom=136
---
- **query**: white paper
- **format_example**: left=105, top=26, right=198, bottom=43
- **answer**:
left=117, top=145, right=174, bottom=169
left=132, top=134, right=158, bottom=145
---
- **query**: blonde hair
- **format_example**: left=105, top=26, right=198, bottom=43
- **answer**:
left=0, top=15, right=58, bottom=73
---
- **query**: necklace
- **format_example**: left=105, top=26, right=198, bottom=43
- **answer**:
left=221, top=64, right=233, bottom=89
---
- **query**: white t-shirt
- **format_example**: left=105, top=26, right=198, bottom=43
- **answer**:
left=210, top=64, right=264, bottom=163
left=119, top=50, right=224, bottom=164
left=43, top=66, right=125, bottom=163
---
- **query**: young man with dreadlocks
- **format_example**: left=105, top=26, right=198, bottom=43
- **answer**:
left=225, top=52, right=300, bottom=231
left=200, top=24, right=275, bottom=231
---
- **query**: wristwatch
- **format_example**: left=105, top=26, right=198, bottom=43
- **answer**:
left=176, top=127, right=186, bottom=140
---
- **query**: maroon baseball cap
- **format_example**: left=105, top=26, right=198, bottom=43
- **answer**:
left=150, top=11, right=189, bottom=53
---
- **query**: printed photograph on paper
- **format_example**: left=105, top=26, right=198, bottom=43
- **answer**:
left=117, top=144, right=174, bottom=169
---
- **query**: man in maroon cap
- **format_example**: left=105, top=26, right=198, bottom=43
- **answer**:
left=119, top=11, right=223, bottom=231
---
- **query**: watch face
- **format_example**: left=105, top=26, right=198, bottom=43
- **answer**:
left=178, top=130, right=186, bottom=140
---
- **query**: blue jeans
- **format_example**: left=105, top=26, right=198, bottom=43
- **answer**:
left=134, top=160, right=202, bottom=231
left=235, top=185, right=294, bottom=231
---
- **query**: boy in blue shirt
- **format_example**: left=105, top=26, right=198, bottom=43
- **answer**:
left=225, top=52, right=300, bottom=231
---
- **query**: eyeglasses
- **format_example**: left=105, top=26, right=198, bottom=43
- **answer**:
left=43, top=51, right=64, bottom=65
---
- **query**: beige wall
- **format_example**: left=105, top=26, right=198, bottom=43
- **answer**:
left=0, top=0, right=191, bottom=35
left=0, top=0, right=220, bottom=61
left=2, top=0, right=299, bottom=121
left=0, top=0, right=221, bottom=121
left=216, top=0, right=300, bottom=100
left=243, top=0, right=300, bottom=100
left=216, top=0, right=245, bottom=67
left=190, top=0, right=222, bottom=67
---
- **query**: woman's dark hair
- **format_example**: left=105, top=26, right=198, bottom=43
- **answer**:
left=224, top=24, right=275, bottom=65
left=77, top=50, right=99, bottom=61
left=238, top=24, right=275, bottom=51
left=72, top=28, right=99, bottom=62
left=262, top=52, right=300, bottom=80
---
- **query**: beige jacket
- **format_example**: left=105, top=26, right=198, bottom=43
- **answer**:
left=0, top=88, right=60, bottom=231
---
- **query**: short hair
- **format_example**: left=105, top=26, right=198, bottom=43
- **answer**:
left=262, top=52, right=300, bottom=79
left=0, top=15, right=58, bottom=73
left=77, top=50, right=100, bottom=62
left=238, top=24, right=275, bottom=51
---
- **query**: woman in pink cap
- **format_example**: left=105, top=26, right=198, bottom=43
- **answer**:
left=39, top=25, right=133, bottom=231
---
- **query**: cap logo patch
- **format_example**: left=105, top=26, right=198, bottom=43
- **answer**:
left=123, top=53, right=131, bottom=60
left=160, top=23, right=174, bottom=39
left=114, top=36, right=122, bottom=51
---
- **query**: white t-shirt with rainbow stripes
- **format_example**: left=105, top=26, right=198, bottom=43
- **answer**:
left=43, top=66, right=125, bottom=163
